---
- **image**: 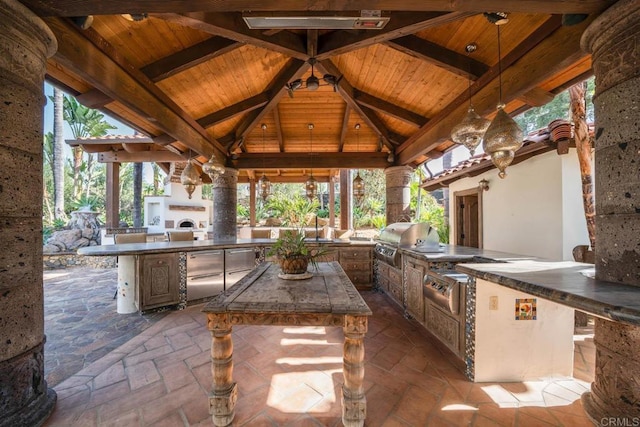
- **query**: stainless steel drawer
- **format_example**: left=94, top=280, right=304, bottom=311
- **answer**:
left=187, top=250, right=223, bottom=278
left=225, top=248, right=256, bottom=272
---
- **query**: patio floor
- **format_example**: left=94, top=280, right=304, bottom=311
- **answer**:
left=43, top=267, right=595, bottom=426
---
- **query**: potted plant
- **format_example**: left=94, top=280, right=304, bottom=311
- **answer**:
left=268, top=229, right=329, bottom=275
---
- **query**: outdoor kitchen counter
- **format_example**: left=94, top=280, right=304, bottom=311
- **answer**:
left=398, top=244, right=539, bottom=263
left=457, top=260, right=640, bottom=327
left=77, top=238, right=374, bottom=256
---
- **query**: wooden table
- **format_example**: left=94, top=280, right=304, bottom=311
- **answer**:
left=202, top=261, right=372, bottom=426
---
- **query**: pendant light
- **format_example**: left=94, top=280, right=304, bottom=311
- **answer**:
left=450, top=43, right=490, bottom=156
left=482, top=19, right=523, bottom=179
left=258, top=124, right=271, bottom=201
left=352, top=123, right=365, bottom=202
left=180, top=150, right=200, bottom=199
left=202, top=151, right=225, bottom=183
left=305, top=123, right=317, bottom=201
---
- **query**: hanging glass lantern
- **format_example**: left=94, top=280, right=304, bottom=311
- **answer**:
left=482, top=106, right=523, bottom=178
left=180, top=159, right=200, bottom=199
left=353, top=171, right=365, bottom=202
left=451, top=105, right=490, bottom=155
left=202, top=152, right=225, bottom=182
left=258, top=173, right=271, bottom=201
left=305, top=174, right=317, bottom=201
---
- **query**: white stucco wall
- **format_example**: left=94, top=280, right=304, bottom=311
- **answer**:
left=447, top=149, right=591, bottom=261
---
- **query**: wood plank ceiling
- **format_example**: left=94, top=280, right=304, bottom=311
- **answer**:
left=21, top=0, right=611, bottom=183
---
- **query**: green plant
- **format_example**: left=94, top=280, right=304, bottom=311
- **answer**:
left=267, top=229, right=329, bottom=271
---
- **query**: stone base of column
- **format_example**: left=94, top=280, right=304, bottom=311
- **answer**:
left=581, top=318, right=640, bottom=425
left=0, top=341, right=57, bottom=427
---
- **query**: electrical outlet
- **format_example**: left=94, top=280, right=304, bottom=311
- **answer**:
left=489, top=296, right=499, bottom=310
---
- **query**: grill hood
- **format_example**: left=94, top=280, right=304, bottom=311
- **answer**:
left=378, top=222, right=440, bottom=251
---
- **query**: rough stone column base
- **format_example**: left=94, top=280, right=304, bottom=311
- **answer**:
left=582, top=318, right=640, bottom=425
left=0, top=341, right=56, bottom=427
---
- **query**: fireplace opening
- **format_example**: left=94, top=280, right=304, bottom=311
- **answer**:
left=177, top=219, right=196, bottom=228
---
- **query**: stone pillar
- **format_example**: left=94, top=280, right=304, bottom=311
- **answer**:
left=581, top=1, right=640, bottom=423
left=384, top=166, right=413, bottom=225
left=212, top=168, right=238, bottom=241
left=340, top=170, right=352, bottom=230
left=0, top=1, right=58, bottom=426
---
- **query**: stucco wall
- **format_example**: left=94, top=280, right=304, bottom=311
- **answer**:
left=447, top=149, right=590, bottom=261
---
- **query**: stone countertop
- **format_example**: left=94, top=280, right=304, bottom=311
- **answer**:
left=399, top=244, right=538, bottom=263
left=457, top=260, right=640, bottom=327
left=77, top=238, right=375, bottom=256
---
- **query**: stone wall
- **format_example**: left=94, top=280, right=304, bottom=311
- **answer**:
left=43, top=253, right=116, bottom=270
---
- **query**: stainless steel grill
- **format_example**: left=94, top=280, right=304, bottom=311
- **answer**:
left=374, top=222, right=440, bottom=268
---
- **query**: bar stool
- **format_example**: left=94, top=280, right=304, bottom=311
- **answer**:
left=167, top=231, right=194, bottom=241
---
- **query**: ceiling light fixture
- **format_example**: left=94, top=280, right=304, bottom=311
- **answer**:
left=202, top=151, right=225, bottom=183
left=482, top=14, right=523, bottom=179
left=258, top=124, right=271, bottom=202
left=305, top=124, right=317, bottom=201
left=352, top=123, right=365, bottom=203
left=122, top=13, right=148, bottom=22
left=450, top=43, right=490, bottom=156
left=181, top=150, right=201, bottom=199
left=286, top=58, right=341, bottom=98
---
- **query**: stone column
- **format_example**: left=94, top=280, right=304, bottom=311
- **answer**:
left=0, top=1, right=58, bottom=426
left=384, top=166, right=413, bottom=225
left=581, top=0, right=640, bottom=423
left=212, top=168, right=238, bottom=241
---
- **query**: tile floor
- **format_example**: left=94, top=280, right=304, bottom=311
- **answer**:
left=43, top=267, right=596, bottom=426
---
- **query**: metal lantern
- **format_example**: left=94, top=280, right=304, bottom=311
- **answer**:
left=305, top=174, right=317, bottom=201
left=451, top=105, right=490, bottom=155
left=482, top=106, right=523, bottom=178
left=180, top=159, right=200, bottom=199
left=353, top=171, right=365, bottom=202
left=258, top=173, right=271, bottom=201
left=202, top=153, right=225, bottom=182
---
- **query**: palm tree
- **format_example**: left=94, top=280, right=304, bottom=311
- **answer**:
left=62, top=95, right=116, bottom=199
left=52, top=87, right=66, bottom=221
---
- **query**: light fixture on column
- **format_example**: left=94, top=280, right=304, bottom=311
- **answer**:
left=482, top=15, right=523, bottom=179
left=258, top=124, right=271, bottom=201
left=181, top=150, right=201, bottom=199
left=202, top=151, right=225, bottom=183
left=352, top=123, right=365, bottom=202
left=450, top=43, right=490, bottom=156
left=305, top=123, right=317, bottom=201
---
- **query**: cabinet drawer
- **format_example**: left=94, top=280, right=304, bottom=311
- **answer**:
left=388, top=267, right=402, bottom=287
left=377, top=262, right=389, bottom=278
left=425, top=301, right=460, bottom=356
left=341, top=261, right=371, bottom=272
left=340, top=248, right=372, bottom=261
left=389, top=282, right=402, bottom=304
left=347, top=270, right=371, bottom=285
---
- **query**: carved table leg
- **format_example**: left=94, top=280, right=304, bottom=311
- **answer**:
left=207, top=313, right=237, bottom=427
left=342, top=315, right=368, bottom=427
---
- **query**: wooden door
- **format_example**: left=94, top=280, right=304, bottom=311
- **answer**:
left=138, top=253, right=179, bottom=310
left=454, top=189, right=482, bottom=248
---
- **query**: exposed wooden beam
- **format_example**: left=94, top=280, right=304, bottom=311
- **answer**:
left=316, top=11, right=474, bottom=60
left=230, top=58, right=309, bottom=142
left=316, top=59, right=396, bottom=151
left=233, top=152, right=390, bottom=169
left=98, top=151, right=185, bottom=163
left=338, top=105, right=351, bottom=152
left=140, top=36, right=242, bottom=82
left=74, top=88, right=112, bottom=108
left=198, top=93, right=269, bottom=128
left=45, top=17, right=227, bottom=162
left=384, top=35, right=489, bottom=80
left=397, top=15, right=591, bottom=165
left=518, top=87, right=555, bottom=107
left=306, top=29, right=318, bottom=57
left=154, top=12, right=308, bottom=60
left=22, top=1, right=614, bottom=17
left=238, top=175, right=334, bottom=184
left=273, top=107, right=285, bottom=152
left=354, top=89, right=427, bottom=126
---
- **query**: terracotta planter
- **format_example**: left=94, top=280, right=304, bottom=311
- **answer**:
left=279, top=254, right=309, bottom=274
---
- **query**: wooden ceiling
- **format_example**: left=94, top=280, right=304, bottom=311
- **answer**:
left=22, top=0, right=610, bottom=182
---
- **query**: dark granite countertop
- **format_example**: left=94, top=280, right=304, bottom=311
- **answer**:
left=457, top=260, right=640, bottom=327
left=77, top=238, right=374, bottom=256
left=399, top=244, right=538, bottom=263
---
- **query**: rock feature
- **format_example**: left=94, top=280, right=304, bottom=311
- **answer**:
left=43, top=210, right=102, bottom=253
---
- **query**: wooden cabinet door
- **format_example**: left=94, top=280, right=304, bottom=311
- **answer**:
left=405, top=264, right=424, bottom=322
left=139, top=253, right=179, bottom=310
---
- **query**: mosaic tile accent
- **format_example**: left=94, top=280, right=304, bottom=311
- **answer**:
left=372, top=258, right=381, bottom=293
left=465, top=276, right=476, bottom=381
left=515, top=298, right=537, bottom=320
left=255, top=246, right=265, bottom=264
left=178, top=252, right=187, bottom=310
